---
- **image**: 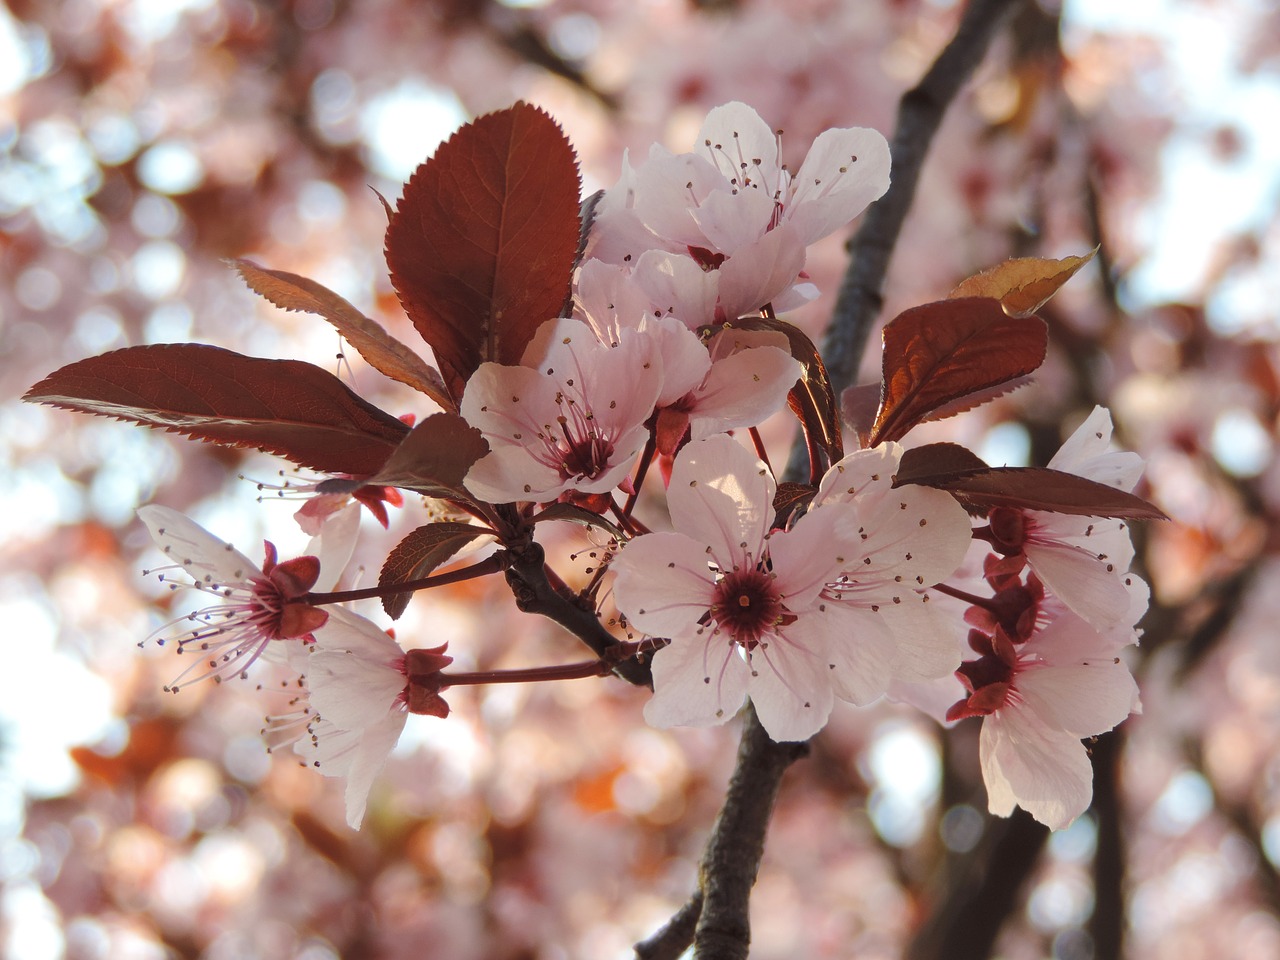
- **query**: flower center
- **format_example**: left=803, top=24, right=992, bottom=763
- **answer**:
left=710, top=568, right=783, bottom=650
left=556, top=421, right=615, bottom=481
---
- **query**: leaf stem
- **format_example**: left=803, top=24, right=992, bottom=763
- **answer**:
left=304, top=555, right=504, bottom=605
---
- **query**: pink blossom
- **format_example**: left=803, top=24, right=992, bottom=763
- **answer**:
left=947, top=598, right=1143, bottom=829
left=585, top=102, right=890, bottom=324
left=460, top=318, right=662, bottom=504
left=139, top=505, right=332, bottom=691
left=811, top=443, right=975, bottom=686
left=612, top=435, right=884, bottom=741
left=281, top=608, right=453, bottom=828
left=979, top=406, right=1145, bottom=630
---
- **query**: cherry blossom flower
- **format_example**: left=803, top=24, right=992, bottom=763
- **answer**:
left=946, top=590, right=1144, bottom=829
left=139, top=505, right=335, bottom=690
left=612, top=435, right=891, bottom=741
left=978, top=406, right=1145, bottom=630
left=281, top=607, right=453, bottom=828
left=460, top=317, right=662, bottom=504
left=586, top=101, right=890, bottom=324
left=810, top=443, right=975, bottom=685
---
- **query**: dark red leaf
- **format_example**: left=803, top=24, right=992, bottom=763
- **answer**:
left=385, top=102, right=582, bottom=402
left=894, top=442, right=990, bottom=484
left=367, top=413, right=490, bottom=501
left=24, top=344, right=409, bottom=475
left=379, top=521, right=492, bottom=619
left=894, top=456, right=1167, bottom=520
left=868, top=298, right=1048, bottom=446
left=773, top=481, right=817, bottom=519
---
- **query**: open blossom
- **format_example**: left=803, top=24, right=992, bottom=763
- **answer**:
left=947, top=589, right=1144, bottom=829
left=281, top=607, right=453, bottom=828
left=979, top=407, right=1145, bottom=630
left=461, top=317, right=662, bottom=504
left=586, top=101, right=890, bottom=323
left=139, top=505, right=335, bottom=690
left=612, top=435, right=892, bottom=742
left=811, top=443, right=975, bottom=686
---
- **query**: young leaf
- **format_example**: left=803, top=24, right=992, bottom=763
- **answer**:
left=894, top=454, right=1166, bottom=520
left=379, top=521, right=493, bottom=619
left=234, top=259, right=454, bottom=410
left=948, top=249, right=1097, bottom=318
left=365, top=413, right=489, bottom=501
left=25, top=344, right=409, bottom=475
left=385, top=102, right=582, bottom=402
left=868, top=298, right=1047, bottom=446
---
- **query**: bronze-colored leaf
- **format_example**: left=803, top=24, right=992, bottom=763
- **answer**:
left=948, top=248, right=1097, bottom=318
left=235, top=258, right=453, bottom=410
left=25, top=344, right=409, bottom=476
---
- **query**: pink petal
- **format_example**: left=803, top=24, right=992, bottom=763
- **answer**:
left=138, top=504, right=260, bottom=587
left=746, top=632, right=834, bottom=741
left=788, top=126, right=891, bottom=244
left=1024, top=541, right=1132, bottom=630
left=644, top=631, right=751, bottom=729
left=687, top=345, right=801, bottom=440
left=980, top=710, right=1094, bottom=829
left=611, top=532, right=718, bottom=638
left=666, top=436, right=773, bottom=570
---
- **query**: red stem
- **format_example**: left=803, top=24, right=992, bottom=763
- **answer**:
left=305, top=555, right=504, bottom=605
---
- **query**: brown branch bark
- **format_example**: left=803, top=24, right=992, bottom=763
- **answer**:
left=691, top=706, right=809, bottom=960
left=821, top=0, right=1027, bottom=398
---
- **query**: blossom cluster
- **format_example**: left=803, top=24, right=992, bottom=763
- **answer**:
left=84, top=102, right=1152, bottom=831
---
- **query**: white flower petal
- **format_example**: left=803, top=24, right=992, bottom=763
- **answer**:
left=1025, top=540, right=1132, bottom=630
left=611, top=532, right=717, bottom=637
left=788, top=126, right=891, bottom=244
left=746, top=633, right=834, bottom=742
left=644, top=632, right=751, bottom=729
left=980, top=709, right=1094, bottom=830
left=666, top=436, right=773, bottom=569
left=138, top=504, right=260, bottom=586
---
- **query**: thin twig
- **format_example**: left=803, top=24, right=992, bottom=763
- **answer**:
left=502, top=541, right=654, bottom=687
left=634, top=892, right=704, bottom=960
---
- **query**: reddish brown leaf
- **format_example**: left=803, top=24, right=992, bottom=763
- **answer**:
left=894, top=459, right=1167, bottom=520
left=773, top=481, right=817, bottom=519
left=380, top=521, right=492, bottom=619
left=24, top=344, right=409, bottom=475
left=894, top=442, right=990, bottom=484
left=367, top=413, right=490, bottom=500
left=234, top=259, right=453, bottom=410
left=385, top=102, right=582, bottom=402
left=949, top=249, right=1097, bottom=318
left=868, top=298, right=1047, bottom=446
left=531, top=501, right=626, bottom=541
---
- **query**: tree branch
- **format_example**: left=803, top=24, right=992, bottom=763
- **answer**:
left=502, top=541, right=654, bottom=687
left=691, top=706, right=810, bottom=960
left=822, top=0, right=1027, bottom=399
